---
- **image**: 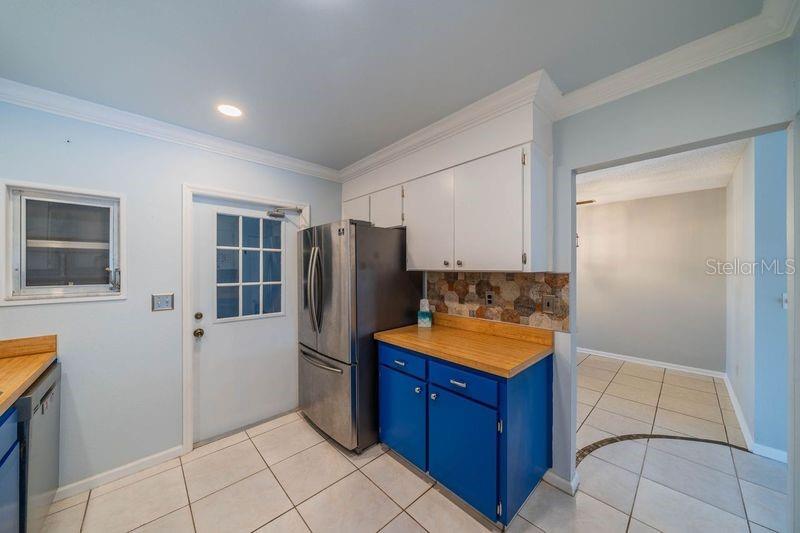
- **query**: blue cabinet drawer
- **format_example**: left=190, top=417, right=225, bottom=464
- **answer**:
left=379, top=343, right=426, bottom=380
left=0, top=409, right=17, bottom=459
left=429, top=360, right=497, bottom=407
left=0, top=441, right=20, bottom=533
left=379, top=366, right=427, bottom=471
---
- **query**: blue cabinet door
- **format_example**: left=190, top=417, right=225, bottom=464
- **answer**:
left=428, top=385, right=498, bottom=520
left=379, top=366, right=427, bottom=470
left=0, top=442, right=19, bottom=533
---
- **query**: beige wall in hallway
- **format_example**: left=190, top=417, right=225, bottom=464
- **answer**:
left=577, top=188, right=727, bottom=371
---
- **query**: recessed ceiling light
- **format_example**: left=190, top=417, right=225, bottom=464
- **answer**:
left=217, top=104, right=242, bottom=117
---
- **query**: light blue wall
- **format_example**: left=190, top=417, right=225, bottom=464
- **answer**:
left=0, top=102, right=341, bottom=486
left=753, top=130, right=789, bottom=452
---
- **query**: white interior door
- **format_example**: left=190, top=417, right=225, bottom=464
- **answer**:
left=404, top=169, right=455, bottom=270
left=454, top=146, right=524, bottom=271
left=191, top=196, right=298, bottom=443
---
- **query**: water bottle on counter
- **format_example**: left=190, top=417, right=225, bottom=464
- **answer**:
left=417, top=299, right=432, bottom=328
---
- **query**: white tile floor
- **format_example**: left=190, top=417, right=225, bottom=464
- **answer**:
left=42, top=355, right=789, bottom=533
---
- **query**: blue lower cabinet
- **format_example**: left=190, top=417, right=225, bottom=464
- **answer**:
left=378, top=366, right=427, bottom=470
left=378, top=342, right=553, bottom=525
left=428, top=385, right=498, bottom=519
left=0, top=442, right=20, bottom=533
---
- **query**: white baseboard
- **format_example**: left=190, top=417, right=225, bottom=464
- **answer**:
left=720, top=376, right=756, bottom=452
left=751, top=443, right=788, bottom=463
left=577, top=347, right=727, bottom=379
left=54, top=445, right=183, bottom=501
left=543, top=469, right=579, bottom=496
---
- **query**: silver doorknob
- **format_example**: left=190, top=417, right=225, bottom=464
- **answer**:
left=430, top=393, right=438, bottom=400
left=193, top=328, right=205, bottom=338
left=456, top=260, right=463, bottom=267
left=443, top=260, right=450, bottom=266
left=414, top=387, right=421, bottom=394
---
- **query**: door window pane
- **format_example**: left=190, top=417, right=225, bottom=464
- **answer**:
left=263, top=284, right=281, bottom=314
left=263, top=220, right=281, bottom=249
left=217, top=286, right=239, bottom=318
left=242, top=285, right=260, bottom=316
left=216, top=249, right=238, bottom=283
left=263, top=251, right=281, bottom=282
left=242, top=250, right=260, bottom=283
left=217, top=214, right=239, bottom=246
left=242, top=217, right=260, bottom=248
left=215, top=212, right=283, bottom=319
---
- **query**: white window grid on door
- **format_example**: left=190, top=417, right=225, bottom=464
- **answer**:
left=215, top=212, right=285, bottom=322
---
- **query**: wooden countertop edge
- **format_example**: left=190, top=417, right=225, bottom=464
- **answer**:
left=374, top=327, right=553, bottom=378
left=0, top=351, right=57, bottom=414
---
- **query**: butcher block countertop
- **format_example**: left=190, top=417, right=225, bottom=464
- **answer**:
left=0, top=335, right=57, bottom=413
left=374, top=314, right=553, bottom=378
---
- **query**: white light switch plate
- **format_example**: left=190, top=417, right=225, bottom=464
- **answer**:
left=151, top=293, right=174, bottom=311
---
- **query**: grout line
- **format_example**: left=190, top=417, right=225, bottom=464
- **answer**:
left=729, top=446, right=753, bottom=532
left=179, top=463, right=198, bottom=533
left=78, top=490, right=90, bottom=533
left=577, top=357, right=626, bottom=433
left=625, top=432, right=653, bottom=532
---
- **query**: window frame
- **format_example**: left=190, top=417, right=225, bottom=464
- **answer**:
left=214, top=210, right=285, bottom=323
left=5, top=183, right=125, bottom=303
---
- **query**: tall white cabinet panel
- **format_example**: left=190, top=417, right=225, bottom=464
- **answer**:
left=404, top=169, right=454, bottom=271
left=454, top=146, right=524, bottom=271
left=342, top=195, right=370, bottom=222
left=370, top=185, right=404, bottom=227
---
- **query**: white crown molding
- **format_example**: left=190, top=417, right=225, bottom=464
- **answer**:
left=341, top=0, right=798, bottom=182
left=556, top=0, right=800, bottom=119
left=339, top=70, right=559, bottom=181
left=0, top=77, right=342, bottom=182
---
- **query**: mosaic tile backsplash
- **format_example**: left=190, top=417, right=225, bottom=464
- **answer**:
left=426, top=271, right=570, bottom=332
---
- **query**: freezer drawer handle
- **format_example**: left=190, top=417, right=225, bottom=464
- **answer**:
left=449, top=379, right=467, bottom=388
left=301, top=351, right=343, bottom=374
left=393, top=359, right=406, bottom=367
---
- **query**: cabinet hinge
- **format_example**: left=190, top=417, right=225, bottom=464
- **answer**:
left=401, top=186, right=405, bottom=198
left=401, top=212, right=405, bottom=223
left=521, top=150, right=527, bottom=165
left=497, top=501, right=502, bottom=516
left=497, top=419, right=503, bottom=433
left=522, top=252, right=527, bottom=265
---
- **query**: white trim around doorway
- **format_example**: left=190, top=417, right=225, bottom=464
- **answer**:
left=180, top=184, right=310, bottom=453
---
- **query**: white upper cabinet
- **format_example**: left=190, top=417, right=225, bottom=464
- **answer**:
left=404, top=169, right=454, bottom=271
left=454, top=146, right=525, bottom=271
left=370, top=185, right=404, bottom=227
left=342, top=195, right=370, bottom=222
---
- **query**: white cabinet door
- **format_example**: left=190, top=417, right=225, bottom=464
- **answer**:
left=342, top=195, right=370, bottom=222
left=370, top=185, right=403, bottom=227
left=454, top=146, right=524, bottom=271
left=404, top=169, right=454, bottom=271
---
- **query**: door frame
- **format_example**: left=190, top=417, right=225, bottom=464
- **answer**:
left=180, top=183, right=310, bottom=452
left=570, top=121, right=797, bottom=528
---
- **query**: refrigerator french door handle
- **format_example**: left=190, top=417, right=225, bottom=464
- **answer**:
left=308, top=246, right=319, bottom=333
left=300, top=350, right=343, bottom=374
left=314, top=245, right=324, bottom=331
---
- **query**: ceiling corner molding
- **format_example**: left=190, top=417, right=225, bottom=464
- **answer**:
left=0, top=77, right=342, bottom=182
left=556, top=0, right=800, bottom=119
left=339, top=70, right=553, bottom=182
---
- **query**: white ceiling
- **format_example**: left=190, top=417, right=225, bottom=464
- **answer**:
left=0, top=1, right=762, bottom=171
left=576, top=139, right=750, bottom=205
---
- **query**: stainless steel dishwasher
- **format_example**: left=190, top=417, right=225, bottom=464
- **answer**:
left=16, top=362, right=60, bottom=533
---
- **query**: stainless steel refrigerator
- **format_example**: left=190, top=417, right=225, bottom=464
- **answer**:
left=298, top=220, right=421, bottom=452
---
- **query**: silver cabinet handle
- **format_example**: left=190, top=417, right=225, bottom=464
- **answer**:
left=456, top=260, right=463, bottom=267
left=430, top=393, right=438, bottom=400
left=393, top=359, right=406, bottom=367
left=449, top=379, right=467, bottom=388
left=414, top=386, right=421, bottom=394
left=443, top=260, right=450, bottom=266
